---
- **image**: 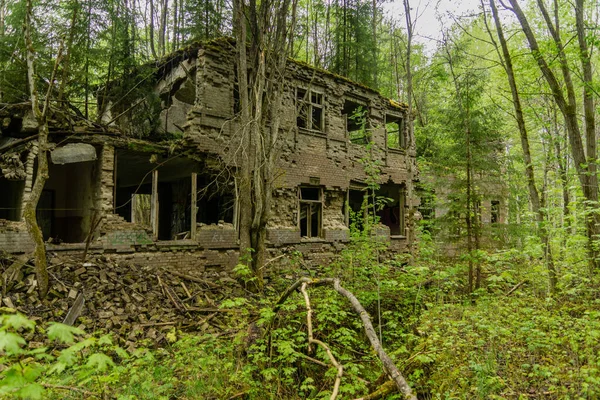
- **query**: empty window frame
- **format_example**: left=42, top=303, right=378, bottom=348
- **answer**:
left=296, top=88, right=324, bottom=132
left=343, top=99, right=368, bottom=144
left=386, top=114, right=405, bottom=149
left=376, top=184, right=406, bottom=236
left=491, top=200, right=500, bottom=223
left=299, top=186, right=322, bottom=238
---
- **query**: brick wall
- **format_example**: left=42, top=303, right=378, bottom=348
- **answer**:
left=0, top=220, right=33, bottom=253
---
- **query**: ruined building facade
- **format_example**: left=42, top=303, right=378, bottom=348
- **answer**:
left=0, top=39, right=419, bottom=274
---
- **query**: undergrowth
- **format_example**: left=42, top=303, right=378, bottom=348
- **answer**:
left=3, top=229, right=600, bottom=398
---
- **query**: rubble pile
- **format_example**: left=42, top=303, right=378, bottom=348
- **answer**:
left=0, top=253, right=241, bottom=346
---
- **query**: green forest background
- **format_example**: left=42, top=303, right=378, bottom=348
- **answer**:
left=2, top=0, right=600, bottom=398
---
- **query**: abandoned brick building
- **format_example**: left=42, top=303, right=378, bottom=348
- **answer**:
left=0, top=39, right=419, bottom=274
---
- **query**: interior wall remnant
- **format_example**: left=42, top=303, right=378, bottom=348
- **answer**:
left=0, top=178, right=25, bottom=221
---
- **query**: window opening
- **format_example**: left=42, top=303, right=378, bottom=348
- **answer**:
left=386, top=114, right=405, bottom=149
left=376, top=184, right=406, bottom=236
left=346, top=188, right=367, bottom=231
left=491, top=200, right=500, bottom=223
left=299, top=186, right=322, bottom=238
left=296, top=88, right=324, bottom=132
left=343, top=100, right=368, bottom=144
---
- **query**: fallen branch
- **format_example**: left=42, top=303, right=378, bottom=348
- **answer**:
left=354, top=380, right=396, bottom=400
left=273, top=277, right=417, bottom=400
left=506, top=280, right=527, bottom=296
left=333, top=279, right=416, bottom=400
left=2, top=255, right=29, bottom=296
left=301, top=282, right=343, bottom=400
left=273, top=277, right=333, bottom=314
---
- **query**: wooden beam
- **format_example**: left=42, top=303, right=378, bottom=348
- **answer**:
left=191, top=172, right=197, bottom=240
left=151, top=169, right=159, bottom=240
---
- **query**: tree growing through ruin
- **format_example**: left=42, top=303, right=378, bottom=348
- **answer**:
left=233, top=0, right=297, bottom=288
left=22, top=0, right=63, bottom=299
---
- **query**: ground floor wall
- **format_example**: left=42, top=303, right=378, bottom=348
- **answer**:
left=0, top=140, right=414, bottom=274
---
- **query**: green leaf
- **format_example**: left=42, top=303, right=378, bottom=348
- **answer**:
left=0, top=331, right=26, bottom=354
left=0, top=314, right=35, bottom=331
left=46, top=323, right=84, bottom=344
left=98, top=334, right=113, bottom=346
left=14, top=383, right=45, bottom=399
left=86, top=353, right=115, bottom=372
left=114, top=346, right=129, bottom=360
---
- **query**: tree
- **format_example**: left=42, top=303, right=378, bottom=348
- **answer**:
left=22, top=0, right=65, bottom=299
left=233, top=0, right=297, bottom=288
left=506, top=0, right=600, bottom=269
left=483, top=0, right=556, bottom=292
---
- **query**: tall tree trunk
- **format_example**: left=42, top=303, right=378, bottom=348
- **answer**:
left=371, top=0, right=377, bottom=87
left=0, top=0, right=5, bottom=102
left=159, top=0, right=168, bottom=56
left=24, top=0, right=64, bottom=299
left=486, top=0, right=556, bottom=292
left=507, top=0, right=599, bottom=270
left=58, top=0, right=79, bottom=102
left=234, top=0, right=296, bottom=290
left=172, top=0, right=178, bottom=51
left=149, top=0, right=158, bottom=58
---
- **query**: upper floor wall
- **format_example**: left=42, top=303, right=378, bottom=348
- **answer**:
left=100, top=39, right=418, bottom=191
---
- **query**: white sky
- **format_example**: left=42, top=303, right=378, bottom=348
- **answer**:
left=383, top=0, right=483, bottom=53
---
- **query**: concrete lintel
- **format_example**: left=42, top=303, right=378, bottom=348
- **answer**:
left=51, top=143, right=97, bottom=165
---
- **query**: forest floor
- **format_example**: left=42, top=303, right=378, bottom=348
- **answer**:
left=2, top=238, right=600, bottom=399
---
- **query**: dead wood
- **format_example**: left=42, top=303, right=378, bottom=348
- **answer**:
left=506, top=280, right=527, bottom=296
left=0, top=252, right=242, bottom=345
left=301, top=282, right=343, bottom=400
left=62, top=293, right=85, bottom=325
left=2, top=254, right=29, bottom=296
left=333, top=279, right=416, bottom=400
left=273, top=277, right=417, bottom=400
left=166, top=269, right=220, bottom=288
left=354, top=380, right=396, bottom=400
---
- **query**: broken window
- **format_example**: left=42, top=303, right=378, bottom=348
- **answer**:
left=299, top=186, right=322, bottom=238
left=386, top=114, right=405, bottom=149
left=194, top=174, right=235, bottom=226
left=116, top=150, right=199, bottom=240
left=296, top=88, right=324, bottom=132
left=343, top=99, right=368, bottom=144
left=491, top=200, right=500, bottom=223
left=345, top=188, right=367, bottom=231
left=376, top=184, right=406, bottom=236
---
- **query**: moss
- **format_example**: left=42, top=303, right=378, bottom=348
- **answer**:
left=126, top=140, right=167, bottom=154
